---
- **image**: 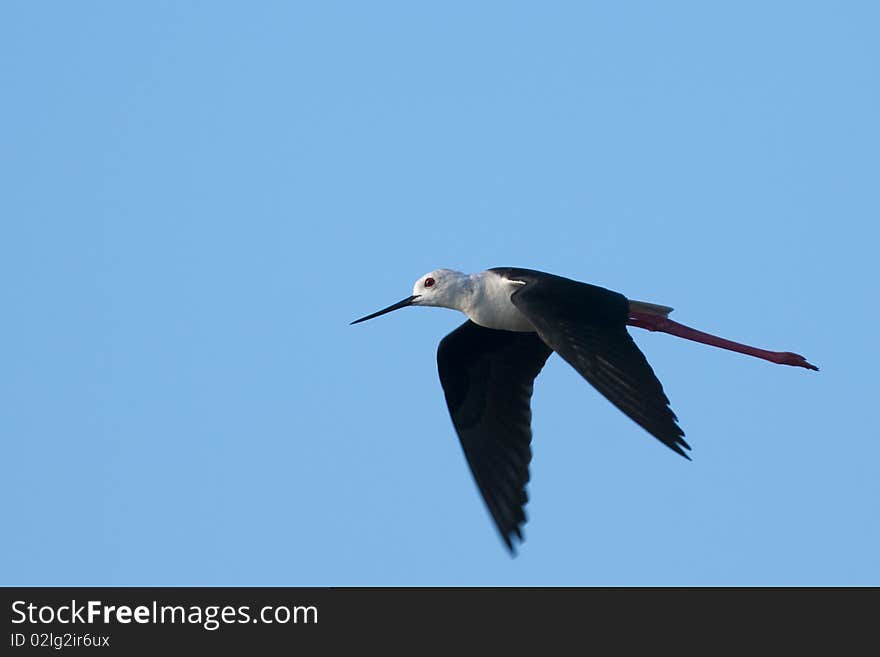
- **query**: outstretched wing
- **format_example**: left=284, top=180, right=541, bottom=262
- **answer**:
left=437, top=320, right=552, bottom=553
left=493, top=267, right=689, bottom=458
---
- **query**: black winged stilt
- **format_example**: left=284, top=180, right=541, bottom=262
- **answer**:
left=351, top=267, right=817, bottom=553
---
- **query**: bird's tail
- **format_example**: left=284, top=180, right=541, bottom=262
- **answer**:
left=628, top=299, right=673, bottom=317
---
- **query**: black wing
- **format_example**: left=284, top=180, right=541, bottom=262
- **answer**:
left=437, top=320, right=553, bottom=553
left=493, top=267, right=690, bottom=458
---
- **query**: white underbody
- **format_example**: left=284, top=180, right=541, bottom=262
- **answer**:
left=459, top=271, right=536, bottom=332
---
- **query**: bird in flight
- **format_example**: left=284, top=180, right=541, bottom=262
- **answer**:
left=351, top=267, right=817, bottom=553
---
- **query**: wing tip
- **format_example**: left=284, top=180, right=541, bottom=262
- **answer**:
left=671, top=431, right=692, bottom=460
left=502, top=527, right=524, bottom=556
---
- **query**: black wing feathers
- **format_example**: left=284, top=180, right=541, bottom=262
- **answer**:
left=437, top=320, right=552, bottom=553
left=495, top=268, right=689, bottom=458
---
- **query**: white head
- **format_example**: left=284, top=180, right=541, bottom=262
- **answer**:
left=351, top=268, right=470, bottom=324
left=410, top=269, right=469, bottom=309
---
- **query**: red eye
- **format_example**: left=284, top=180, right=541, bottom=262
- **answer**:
left=424, top=277, right=435, bottom=288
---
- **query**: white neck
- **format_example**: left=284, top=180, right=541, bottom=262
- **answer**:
left=461, top=271, right=535, bottom=332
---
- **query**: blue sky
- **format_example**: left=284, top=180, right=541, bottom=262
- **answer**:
left=2, top=2, right=878, bottom=585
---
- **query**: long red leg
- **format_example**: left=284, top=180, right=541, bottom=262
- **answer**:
left=627, top=311, right=819, bottom=371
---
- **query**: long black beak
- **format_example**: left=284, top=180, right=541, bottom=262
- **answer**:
left=351, top=295, right=420, bottom=325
